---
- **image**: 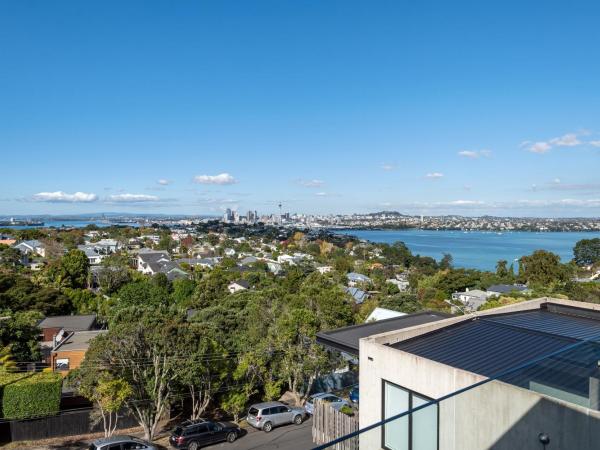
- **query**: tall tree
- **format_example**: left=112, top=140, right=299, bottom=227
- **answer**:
left=573, top=238, right=600, bottom=266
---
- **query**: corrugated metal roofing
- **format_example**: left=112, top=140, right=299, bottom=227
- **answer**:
left=392, top=307, right=600, bottom=378
left=316, top=311, right=453, bottom=355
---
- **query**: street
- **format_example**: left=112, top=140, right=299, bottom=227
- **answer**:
left=204, top=417, right=314, bottom=450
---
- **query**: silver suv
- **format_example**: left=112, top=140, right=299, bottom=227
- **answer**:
left=88, top=435, right=157, bottom=450
left=246, top=401, right=305, bottom=432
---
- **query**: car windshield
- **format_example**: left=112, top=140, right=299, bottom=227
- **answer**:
left=173, top=426, right=183, bottom=435
left=248, top=407, right=259, bottom=416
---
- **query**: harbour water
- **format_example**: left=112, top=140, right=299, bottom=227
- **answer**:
left=333, top=229, right=600, bottom=271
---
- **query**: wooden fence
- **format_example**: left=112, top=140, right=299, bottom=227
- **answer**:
left=312, top=400, right=359, bottom=450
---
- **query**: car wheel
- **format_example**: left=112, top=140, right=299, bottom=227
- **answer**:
left=189, top=442, right=200, bottom=450
left=263, top=421, right=273, bottom=432
left=294, top=414, right=303, bottom=425
left=226, top=431, right=237, bottom=443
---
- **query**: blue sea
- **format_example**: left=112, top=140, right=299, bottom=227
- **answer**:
left=333, top=229, right=600, bottom=271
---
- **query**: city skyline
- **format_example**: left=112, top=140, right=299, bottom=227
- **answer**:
left=1, top=1, right=600, bottom=217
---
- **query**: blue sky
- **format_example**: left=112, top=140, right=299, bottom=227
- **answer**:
left=1, top=0, right=599, bottom=217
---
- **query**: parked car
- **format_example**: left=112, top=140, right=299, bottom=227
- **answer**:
left=304, top=393, right=350, bottom=415
left=89, top=435, right=157, bottom=450
left=246, top=401, right=305, bottom=432
left=169, top=418, right=242, bottom=449
left=349, top=386, right=359, bottom=404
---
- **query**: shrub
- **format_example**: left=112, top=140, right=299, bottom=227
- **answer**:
left=339, top=405, right=355, bottom=416
left=0, top=371, right=62, bottom=420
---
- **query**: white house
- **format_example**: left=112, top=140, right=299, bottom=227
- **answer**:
left=14, top=240, right=46, bottom=257
left=136, top=250, right=171, bottom=275
left=228, top=280, right=249, bottom=294
left=365, top=307, right=406, bottom=323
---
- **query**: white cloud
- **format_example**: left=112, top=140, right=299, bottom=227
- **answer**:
left=32, top=191, right=98, bottom=203
left=553, top=178, right=561, bottom=184
left=315, top=192, right=328, bottom=196
left=550, top=133, right=581, bottom=147
left=458, top=149, right=492, bottom=159
left=529, top=142, right=552, bottom=153
left=107, top=194, right=160, bottom=203
left=425, top=172, right=444, bottom=179
left=589, top=140, right=600, bottom=147
left=381, top=164, right=396, bottom=171
left=526, top=131, right=585, bottom=153
left=193, top=173, right=237, bottom=185
left=157, top=179, right=171, bottom=186
left=298, top=179, right=325, bottom=188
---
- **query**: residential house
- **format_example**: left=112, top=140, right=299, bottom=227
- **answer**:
left=347, top=272, right=372, bottom=287
left=386, top=278, right=410, bottom=292
left=228, top=280, right=250, bottom=294
left=136, top=250, right=171, bottom=275
left=365, top=307, right=406, bottom=323
left=345, top=286, right=370, bottom=304
left=451, top=288, right=490, bottom=311
left=13, top=239, right=46, bottom=257
left=266, top=260, right=283, bottom=275
left=318, top=298, right=600, bottom=450
left=487, top=283, right=531, bottom=297
left=239, top=256, right=259, bottom=266
left=0, top=234, right=16, bottom=246
left=77, top=244, right=112, bottom=265
left=38, top=314, right=98, bottom=362
left=316, top=265, right=333, bottom=274
left=51, top=330, right=107, bottom=376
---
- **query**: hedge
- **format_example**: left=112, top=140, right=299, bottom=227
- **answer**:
left=0, top=371, right=62, bottom=420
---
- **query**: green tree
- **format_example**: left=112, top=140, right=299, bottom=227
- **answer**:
left=519, top=250, right=571, bottom=286
left=82, top=312, right=185, bottom=441
left=58, top=249, right=90, bottom=288
left=0, top=246, right=23, bottom=270
left=70, top=370, right=132, bottom=437
left=495, top=260, right=509, bottom=278
left=573, top=238, right=600, bottom=266
left=97, top=254, right=131, bottom=294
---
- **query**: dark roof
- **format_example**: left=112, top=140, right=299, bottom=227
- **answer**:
left=316, top=311, right=453, bottom=355
left=232, top=279, right=250, bottom=288
left=392, top=303, right=600, bottom=378
left=487, top=284, right=529, bottom=293
left=38, top=314, right=97, bottom=331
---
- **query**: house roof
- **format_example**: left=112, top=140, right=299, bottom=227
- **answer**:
left=487, top=284, right=529, bottom=293
left=230, top=279, right=250, bottom=289
left=38, top=314, right=97, bottom=331
left=366, top=307, right=406, bottom=322
left=316, top=311, right=453, bottom=355
left=344, top=287, right=369, bottom=304
left=53, top=330, right=107, bottom=352
left=392, top=303, right=600, bottom=378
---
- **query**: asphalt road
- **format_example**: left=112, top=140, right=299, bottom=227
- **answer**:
left=204, top=417, right=314, bottom=450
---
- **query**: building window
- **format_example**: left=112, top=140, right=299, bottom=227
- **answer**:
left=55, top=358, right=69, bottom=371
left=382, top=380, right=438, bottom=450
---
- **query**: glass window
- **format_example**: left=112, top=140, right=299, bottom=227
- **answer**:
left=55, top=358, right=69, bottom=371
left=383, top=381, right=409, bottom=450
left=412, top=393, right=437, bottom=450
left=383, top=381, right=438, bottom=450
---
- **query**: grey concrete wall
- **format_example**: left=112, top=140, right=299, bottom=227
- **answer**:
left=444, top=380, right=600, bottom=450
left=358, top=339, right=485, bottom=450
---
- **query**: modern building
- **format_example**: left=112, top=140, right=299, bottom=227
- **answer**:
left=318, top=298, right=600, bottom=450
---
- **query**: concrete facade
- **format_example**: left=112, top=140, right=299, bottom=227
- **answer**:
left=357, top=298, right=600, bottom=450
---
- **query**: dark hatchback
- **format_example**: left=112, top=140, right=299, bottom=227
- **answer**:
left=169, top=419, right=242, bottom=450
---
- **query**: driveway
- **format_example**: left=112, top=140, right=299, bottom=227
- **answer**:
left=204, top=417, right=314, bottom=450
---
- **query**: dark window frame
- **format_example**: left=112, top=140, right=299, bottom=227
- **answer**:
left=381, top=379, right=439, bottom=450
